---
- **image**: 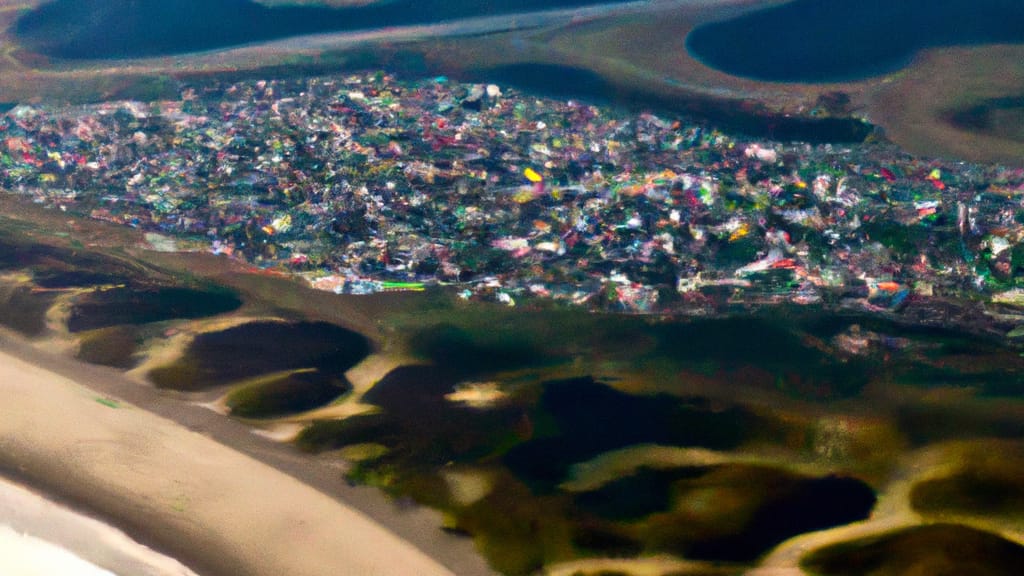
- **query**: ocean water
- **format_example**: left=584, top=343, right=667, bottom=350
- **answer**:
left=687, top=0, right=1024, bottom=81
left=0, top=478, right=198, bottom=576
left=15, top=0, right=639, bottom=59
left=0, top=525, right=117, bottom=576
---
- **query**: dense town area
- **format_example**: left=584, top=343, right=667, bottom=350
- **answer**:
left=3, top=72, right=1024, bottom=313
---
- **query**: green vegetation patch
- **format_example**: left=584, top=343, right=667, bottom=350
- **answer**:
left=910, top=446, right=1024, bottom=518
left=408, top=322, right=544, bottom=377
left=393, top=303, right=655, bottom=377
left=0, top=230, right=141, bottom=286
left=225, top=369, right=351, bottom=418
left=446, top=471, right=576, bottom=576
left=0, top=284, right=56, bottom=337
left=296, top=412, right=399, bottom=453
left=76, top=325, right=141, bottom=368
left=649, top=317, right=873, bottom=399
left=801, top=523, right=1024, bottom=576
left=896, top=403, right=1024, bottom=446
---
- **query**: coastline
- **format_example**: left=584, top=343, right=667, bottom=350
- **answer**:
left=0, top=525, right=115, bottom=576
left=0, top=476, right=196, bottom=576
left=0, top=330, right=495, bottom=576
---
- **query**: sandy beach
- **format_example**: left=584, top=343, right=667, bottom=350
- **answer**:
left=0, top=333, right=486, bottom=576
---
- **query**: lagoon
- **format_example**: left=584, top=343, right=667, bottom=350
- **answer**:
left=686, top=0, right=1024, bottom=82
left=15, top=0, right=637, bottom=60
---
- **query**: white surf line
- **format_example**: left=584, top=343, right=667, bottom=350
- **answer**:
left=0, top=476, right=198, bottom=576
left=0, top=525, right=117, bottom=576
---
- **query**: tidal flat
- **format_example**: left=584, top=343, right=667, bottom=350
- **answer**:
left=3, top=202, right=1024, bottom=575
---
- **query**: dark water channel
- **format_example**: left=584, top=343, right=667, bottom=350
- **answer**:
left=148, top=320, right=370, bottom=391
left=461, top=63, right=875, bottom=143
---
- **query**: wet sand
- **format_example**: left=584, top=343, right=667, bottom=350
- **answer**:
left=0, top=331, right=495, bottom=576
left=868, top=44, right=1024, bottom=166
